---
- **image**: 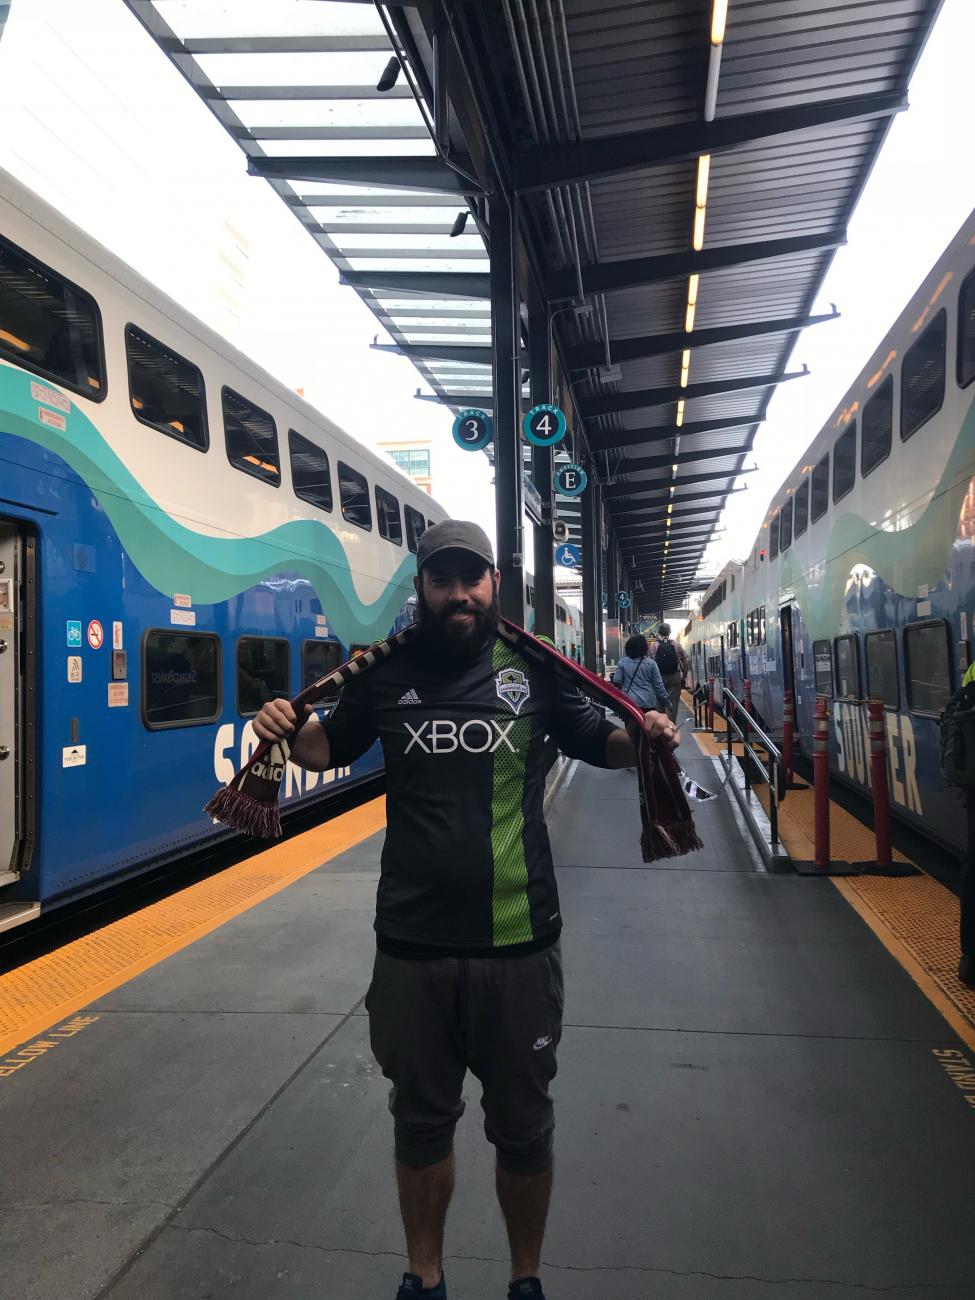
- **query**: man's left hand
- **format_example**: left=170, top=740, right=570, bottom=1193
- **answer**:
left=642, top=710, right=680, bottom=749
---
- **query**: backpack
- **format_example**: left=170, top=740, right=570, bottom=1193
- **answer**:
left=941, top=681, right=975, bottom=787
left=655, top=640, right=679, bottom=677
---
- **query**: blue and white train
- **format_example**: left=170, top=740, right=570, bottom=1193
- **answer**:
left=688, top=207, right=975, bottom=856
left=0, top=170, right=456, bottom=930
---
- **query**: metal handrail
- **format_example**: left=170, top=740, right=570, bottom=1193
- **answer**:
left=718, top=682, right=784, bottom=845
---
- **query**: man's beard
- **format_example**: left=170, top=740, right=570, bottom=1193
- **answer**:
left=417, top=582, right=500, bottom=658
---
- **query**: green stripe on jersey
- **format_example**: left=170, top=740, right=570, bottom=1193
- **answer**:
left=490, top=638, right=534, bottom=946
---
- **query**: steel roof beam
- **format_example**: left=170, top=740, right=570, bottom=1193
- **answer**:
left=548, top=231, right=844, bottom=300
left=177, top=36, right=396, bottom=55
left=414, top=393, right=530, bottom=409
left=294, top=193, right=463, bottom=207
left=605, top=445, right=759, bottom=475
left=580, top=367, right=806, bottom=419
left=565, top=309, right=838, bottom=370
left=590, top=415, right=761, bottom=453
left=248, top=156, right=487, bottom=196
left=604, top=466, right=757, bottom=496
left=371, top=343, right=494, bottom=365
left=339, top=270, right=491, bottom=297
left=515, top=92, right=907, bottom=192
left=205, top=85, right=416, bottom=101
left=608, top=485, right=748, bottom=507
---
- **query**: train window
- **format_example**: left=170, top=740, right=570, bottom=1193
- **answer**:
left=339, top=462, right=372, bottom=530
left=794, top=478, right=809, bottom=537
left=832, top=420, right=856, bottom=503
left=901, top=308, right=946, bottom=441
left=289, top=430, right=332, bottom=511
left=813, top=640, right=833, bottom=697
left=833, top=635, right=860, bottom=699
left=126, top=325, right=207, bottom=451
left=301, top=639, right=342, bottom=692
left=237, top=637, right=290, bottom=716
left=143, top=631, right=220, bottom=729
left=904, top=620, right=953, bottom=714
left=375, top=486, right=403, bottom=545
left=768, top=512, right=779, bottom=561
left=864, top=630, right=898, bottom=708
left=0, top=234, right=106, bottom=399
left=779, top=498, right=793, bottom=550
left=959, top=267, right=975, bottom=388
left=811, top=453, right=829, bottom=522
left=861, top=375, right=893, bottom=476
left=223, top=387, right=279, bottom=486
left=759, top=606, right=766, bottom=644
left=405, top=504, right=426, bottom=554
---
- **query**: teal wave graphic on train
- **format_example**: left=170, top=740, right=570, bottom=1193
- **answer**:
left=0, top=364, right=415, bottom=647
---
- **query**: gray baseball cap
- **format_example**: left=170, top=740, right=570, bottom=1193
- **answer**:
left=416, top=520, right=495, bottom=572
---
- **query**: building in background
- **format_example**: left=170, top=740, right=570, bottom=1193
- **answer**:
left=378, top=440, right=433, bottom=496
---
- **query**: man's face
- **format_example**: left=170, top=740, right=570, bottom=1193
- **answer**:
left=415, top=550, right=500, bottom=654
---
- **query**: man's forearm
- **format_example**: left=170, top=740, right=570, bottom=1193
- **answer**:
left=288, top=717, right=333, bottom=771
left=605, top=726, right=637, bottom=769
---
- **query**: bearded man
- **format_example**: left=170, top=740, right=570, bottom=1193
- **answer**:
left=253, top=521, right=679, bottom=1300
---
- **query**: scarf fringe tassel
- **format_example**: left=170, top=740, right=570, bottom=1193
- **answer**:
left=204, top=784, right=283, bottom=840
left=641, top=819, right=703, bottom=862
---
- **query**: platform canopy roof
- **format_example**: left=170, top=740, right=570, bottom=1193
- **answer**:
left=125, top=0, right=943, bottom=612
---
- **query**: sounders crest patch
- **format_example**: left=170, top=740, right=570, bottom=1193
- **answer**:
left=495, top=667, right=530, bottom=715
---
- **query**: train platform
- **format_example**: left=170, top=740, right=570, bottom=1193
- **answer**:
left=3, top=706, right=975, bottom=1299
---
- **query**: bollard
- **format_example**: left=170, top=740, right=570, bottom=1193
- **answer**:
left=813, top=694, right=830, bottom=871
left=707, top=675, right=715, bottom=731
left=743, top=677, right=753, bottom=718
left=782, top=688, right=795, bottom=785
left=867, top=698, right=892, bottom=869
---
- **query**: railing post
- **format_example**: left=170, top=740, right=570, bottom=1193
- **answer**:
left=867, top=697, right=892, bottom=869
left=769, top=754, right=780, bottom=844
left=813, top=694, right=831, bottom=871
left=782, top=688, right=795, bottom=785
left=707, top=675, right=715, bottom=731
left=742, top=707, right=751, bottom=793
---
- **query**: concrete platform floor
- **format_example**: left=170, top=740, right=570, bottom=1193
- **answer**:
left=3, top=705, right=975, bottom=1299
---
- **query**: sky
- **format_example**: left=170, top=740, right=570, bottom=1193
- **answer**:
left=0, top=0, right=973, bottom=610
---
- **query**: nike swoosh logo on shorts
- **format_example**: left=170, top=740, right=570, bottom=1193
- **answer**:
left=533, top=1036, right=552, bottom=1051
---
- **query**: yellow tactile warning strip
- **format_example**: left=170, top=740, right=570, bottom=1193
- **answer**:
left=0, top=797, right=386, bottom=1058
left=691, top=727, right=975, bottom=1052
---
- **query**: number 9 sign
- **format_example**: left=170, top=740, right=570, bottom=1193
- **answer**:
left=452, top=408, right=492, bottom=452
left=523, top=403, right=566, bottom=447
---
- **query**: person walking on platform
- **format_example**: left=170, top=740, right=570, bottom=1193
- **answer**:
left=650, top=624, right=688, bottom=724
left=252, top=521, right=680, bottom=1300
left=612, top=634, right=670, bottom=715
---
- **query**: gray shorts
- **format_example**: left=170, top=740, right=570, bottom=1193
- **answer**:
left=365, top=942, right=563, bottom=1175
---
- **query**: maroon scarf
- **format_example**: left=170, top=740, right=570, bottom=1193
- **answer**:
left=204, top=618, right=702, bottom=862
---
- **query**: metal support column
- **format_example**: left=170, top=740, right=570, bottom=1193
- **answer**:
left=490, top=194, right=524, bottom=624
left=528, top=289, right=554, bottom=641
left=580, top=466, right=598, bottom=672
left=593, top=488, right=605, bottom=675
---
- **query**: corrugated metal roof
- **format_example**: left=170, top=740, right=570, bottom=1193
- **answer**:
left=122, top=0, right=943, bottom=609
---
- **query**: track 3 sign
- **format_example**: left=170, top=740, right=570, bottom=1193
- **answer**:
left=452, top=408, right=492, bottom=451
left=523, top=403, right=566, bottom=447
left=554, top=463, right=587, bottom=496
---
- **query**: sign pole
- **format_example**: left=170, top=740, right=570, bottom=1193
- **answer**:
left=529, top=287, right=555, bottom=641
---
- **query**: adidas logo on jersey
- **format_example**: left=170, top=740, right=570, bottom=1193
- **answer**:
left=397, top=688, right=422, bottom=705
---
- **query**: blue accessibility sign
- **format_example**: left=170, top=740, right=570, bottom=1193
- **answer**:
left=66, top=619, right=82, bottom=648
left=523, top=403, right=567, bottom=448
left=554, top=542, right=581, bottom=569
left=451, top=408, right=492, bottom=452
left=554, top=463, right=587, bottom=497
left=617, top=591, right=631, bottom=609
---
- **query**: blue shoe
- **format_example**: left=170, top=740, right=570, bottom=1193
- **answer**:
left=509, top=1279, right=545, bottom=1299
left=397, top=1272, right=446, bottom=1299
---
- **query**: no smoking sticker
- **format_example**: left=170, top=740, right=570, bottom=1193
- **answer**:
left=87, top=620, right=104, bottom=650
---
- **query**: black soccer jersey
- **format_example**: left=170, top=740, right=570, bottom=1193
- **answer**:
left=322, top=630, right=617, bottom=953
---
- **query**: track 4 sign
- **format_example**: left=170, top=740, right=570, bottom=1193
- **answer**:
left=523, top=403, right=566, bottom=447
left=451, top=408, right=492, bottom=452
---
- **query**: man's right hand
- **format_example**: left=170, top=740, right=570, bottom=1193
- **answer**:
left=253, top=698, right=314, bottom=743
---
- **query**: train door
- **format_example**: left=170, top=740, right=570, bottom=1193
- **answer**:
left=0, top=521, right=34, bottom=882
left=719, top=633, right=726, bottom=681
left=780, top=604, right=797, bottom=702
